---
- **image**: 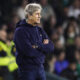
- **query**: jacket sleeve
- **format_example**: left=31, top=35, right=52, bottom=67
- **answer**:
left=37, top=41, right=54, bottom=54
left=37, top=28, right=54, bottom=54
left=14, top=28, right=41, bottom=57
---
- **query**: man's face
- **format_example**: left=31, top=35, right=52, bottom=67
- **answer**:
left=0, top=25, right=7, bottom=41
left=29, top=9, right=41, bottom=24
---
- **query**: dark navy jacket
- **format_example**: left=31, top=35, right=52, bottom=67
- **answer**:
left=14, top=19, right=54, bottom=70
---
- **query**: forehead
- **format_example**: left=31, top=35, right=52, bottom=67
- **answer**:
left=34, top=9, right=41, bottom=13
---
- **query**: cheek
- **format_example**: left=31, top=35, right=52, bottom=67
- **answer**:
left=33, top=16, right=38, bottom=21
left=35, top=14, right=39, bottom=19
left=36, top=15, right=38, bottom=18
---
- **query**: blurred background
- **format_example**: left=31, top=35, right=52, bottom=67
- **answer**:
left=0, top=0, right=80, bottom=80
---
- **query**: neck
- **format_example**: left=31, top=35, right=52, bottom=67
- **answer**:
left=27, top=19, right=37, bottom=26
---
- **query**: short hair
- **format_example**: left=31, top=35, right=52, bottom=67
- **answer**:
left=24, top=3, right=42, bottom=19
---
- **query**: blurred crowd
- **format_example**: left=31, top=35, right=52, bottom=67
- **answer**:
left=0, top=0, right=80, bottom=80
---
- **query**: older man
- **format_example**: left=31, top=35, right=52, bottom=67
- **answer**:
left=14, top=3, right=54, bottom=80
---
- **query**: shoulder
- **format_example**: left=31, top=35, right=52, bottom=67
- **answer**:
left=15, top=26, right=29, bottom=35
left=16, top=26, right=25, bottom=31
left=14, top=27, right=30, bottom=38
left=0, top=46, right=3, bottom=51
left=14, top=27, right=25, bottom=38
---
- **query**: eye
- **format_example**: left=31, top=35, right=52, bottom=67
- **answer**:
left=36, top=13, right=39, bottom=15
left=36, top=13, right=40, bottom=15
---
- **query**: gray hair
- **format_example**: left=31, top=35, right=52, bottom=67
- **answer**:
left=24, top=3, right=42, bottom=19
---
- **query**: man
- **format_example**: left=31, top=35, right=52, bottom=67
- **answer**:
left=14, top=3, right=54, bottom=80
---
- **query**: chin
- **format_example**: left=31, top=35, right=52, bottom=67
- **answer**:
left=34, top=20, right=40, bottom=24
left=37, top=21, right=40, bottom=24
left=35, top=22, right=40, bottom=24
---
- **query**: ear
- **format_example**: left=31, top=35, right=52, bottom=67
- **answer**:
left=28, top=14, right=33, bottom=20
